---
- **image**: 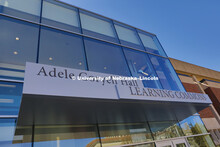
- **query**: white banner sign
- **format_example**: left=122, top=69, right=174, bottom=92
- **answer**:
left=23, top=62, right=212, bottom=104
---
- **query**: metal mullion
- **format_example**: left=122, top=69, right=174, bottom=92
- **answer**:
left=77, top=8, right=89, bottom=71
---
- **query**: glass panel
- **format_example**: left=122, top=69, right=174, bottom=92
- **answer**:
left=39, top=26, right=87, bottom=70
left=149, top=55, right=185, bottom=91
left=42, top=0, right=80, bottom=33
left=80, top=11, right=118, bottom=43
left=33, top=124, right=100, bottom=147
left=138, top=32, right=166, bottom=57
left=149, top=121, right=184, bottom=140
left=0, top=118, right=32, bottom=147
left=84, top=37, right=131, bottom=76
left=0, top=16, right=38, bottom=79
left=123, top=48, right=162, bottom=89
left=179, top=116, right=208, bottom=136
left=99, top=123, right=153, bottom=146
left=114, top=24, right=144, bottom=50
left=187, top=135, right=215, bottom=147
left=0, top=0, right=41, bottom=22
left=0, top=81, right=23, bottom=115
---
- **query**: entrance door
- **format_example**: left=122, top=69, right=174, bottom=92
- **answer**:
left=155, top=138, right=189, bottom=147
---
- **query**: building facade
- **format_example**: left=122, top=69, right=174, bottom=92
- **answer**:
left=170, top=58, right=220, bottom=146
left=0, top=0, right=216, bottom=146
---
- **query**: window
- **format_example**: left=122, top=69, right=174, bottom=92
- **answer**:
left=149, top=121, right=184, bottom=140
left=0, top=81, right=23, bottom=115
left=42, top=0, right=80, bottom=33
left=114, top=23, right=144, bottom=50
left=33, top=124, right=100, bottom=147
left=0, top=0, right=41, bottom=22
left=179, top=116, right=208, bottom=136
left=80, top=11, right=118, bottom=43
left=138, top=31, right=167, bottom=57
left=123, top=48, right=162, bottom=89
left=99, top=123, right=153, bottom=146
left=84, top=37, right=131, bottom=76
left=149, top=55, right=185, bottom=91
left=39, top=26, right=87, bottom=70
left=0, top=16, right=39, bottom=66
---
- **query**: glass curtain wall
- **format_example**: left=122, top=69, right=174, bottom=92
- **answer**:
left=0, top=0, right=185, bottom=91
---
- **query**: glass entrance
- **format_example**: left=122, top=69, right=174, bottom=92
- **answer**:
left=155, top=138, right=189, bottom=147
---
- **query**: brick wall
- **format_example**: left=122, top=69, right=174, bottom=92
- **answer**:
left=205, top=87, right=220, bottom=115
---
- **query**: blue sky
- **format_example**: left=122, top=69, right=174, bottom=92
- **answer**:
left=62, top=0, right=220, bottom=72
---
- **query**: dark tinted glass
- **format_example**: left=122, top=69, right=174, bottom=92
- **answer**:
left=0, top=16, right=39, bottom=67
left=84, top=38, right=130, bottom=76
left=39, top=26, right=87, bottom=70
left=123, top=48, right=162, bottom=89
left=149, top=55, right=185, bottom=91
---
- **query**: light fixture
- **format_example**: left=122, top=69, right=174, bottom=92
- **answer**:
left=49, top=57, right=53, bottom=60
left=13, top=51, right=18, bottom=55
left=104, top=67, right=107, bottom=69
left=16, top=37, right=19, bottom=40
left=134, top=62, right=136, bottom=65
left=79, top=62, right=82, bottom=65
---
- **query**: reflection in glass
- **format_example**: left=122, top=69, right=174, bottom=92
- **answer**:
left=123, top=48, right=162, bottom=89
left=42, top=0, right=80, bottom=33
left=0, top=16, right=39, bottom=66
left=0, top=81, right=23, bottom=115
left=149, top=121, right=183, bottom=140
left=84, top=37, right=131, bottom=76
left=0, top=119, right=32, bottom=147
left=149, top=55, right=185, bottom=91
left=80, top=11, right=118, bottom=43
left=114, top=24, right=144, bottom=50
left=39, top=26, right=87, bottom=70
left=33, top=124, right=100, bottom=147
left=0, top=0, right=41, bottom=22
left=99, top=123, right=153, bottom=146
left=138, top=32, right=166, bottom=57
left=187, top=135, right=215, bottom=147
left=179, top=116, right=207, bottom=136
